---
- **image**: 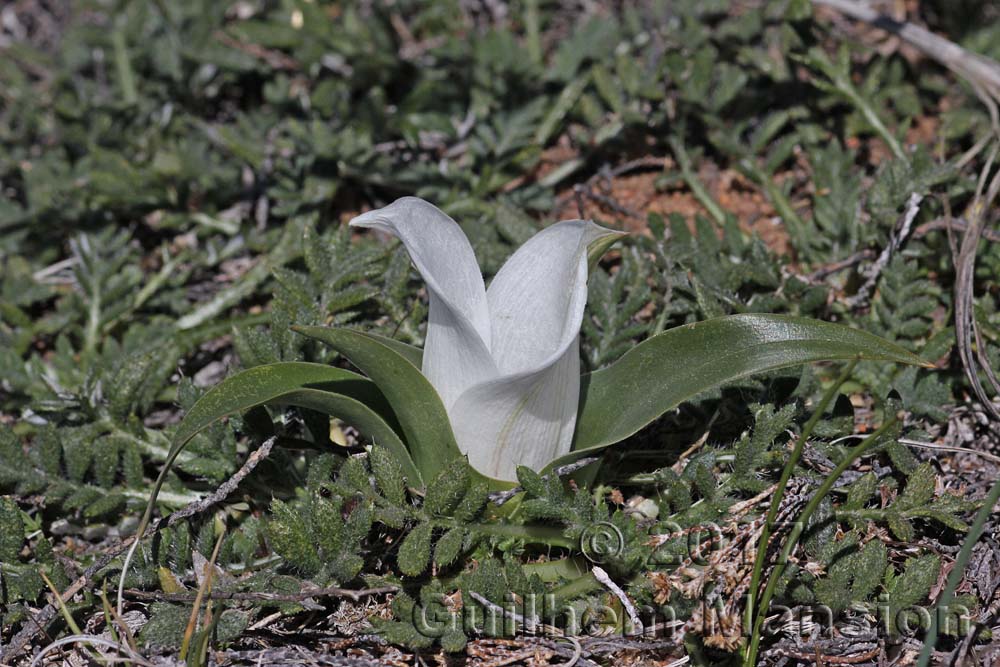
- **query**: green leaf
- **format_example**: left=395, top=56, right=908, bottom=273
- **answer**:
left=281, top=389, right=416, bottom=482
left=516, top=466, right=548, bottom=498
left=845, top=472, right=877, bottom=511
left=534, top=74, right=589, bottom=145
left=0, top=498, right=24, bottom=562
left=369, top=445, right=407, bottom=505
left=169, top=361, right=422, bottom=486
left=267, top=499, right=321, bottom=575
left=292, top=327, right=465, bottom=485
left=441, top=628, right=468, bottom=653
left=851, top=539, right=887, bottom=601
left=896, top=463, right=936, bottom=510
left=887, top=514, right=915, bottom=541
left=398, top=522, right=433, bottom=577
left=362, top=331, right=423, bottom=368
left=453, top=481, right=489, bottom=523
left=424, top=459, right=471, bottom=517
left=887, top=554, right=940, bottom=635
left=434, top=527, right=466, bottom=568
left=567, top=314, right=930, bottom=461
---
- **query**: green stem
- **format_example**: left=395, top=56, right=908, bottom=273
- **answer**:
left=549, top=572, right=601, bottom=605
left=101, top=420, right=194, bottom=466
left=742, top=358, right=858, bottom=666
left=841, top=83, right=905, bottom=161
left=736, top=158, right=811, bottom=254
left=462, top=522, right=576, bottom=549
left=916, top=476, right=1000, bottom=667
left=668, top=135, right=728, bottom=226
left=808, top=50, right=905, bottom=161
left=104, top=249, right=182, bottom=334
left=372, top=487, right=576, bottom=550
left=524, top=0, right=542, bottom=65
left=523, top=557, right=589, bottom=582
left=744, top=408, right=899, bottom=667
left=111, top=26, right=137, bottom=106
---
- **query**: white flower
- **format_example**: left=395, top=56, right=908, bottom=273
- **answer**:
left=350, top=197, right=619, bottom=481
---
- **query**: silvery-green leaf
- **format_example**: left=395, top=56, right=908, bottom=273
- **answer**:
left=292, top=326, right=466, bottom=484
left=169, top=362, right=421, bottom=485
left=562, top=314, right=930, bottom=467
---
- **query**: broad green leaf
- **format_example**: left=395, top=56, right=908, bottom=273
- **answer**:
left=292, top=326, right=464, bottom=483
left=566, top=314, right=930, bottom=462
left=363, top=331, right=423, bottom=368
left=277, top=388, right=418, bottom=486
left=170, top=362, right=421, bottom=485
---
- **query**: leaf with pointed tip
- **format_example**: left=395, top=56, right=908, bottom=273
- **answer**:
left=363, top=331, right=423, bottom=368
left=170, top=362, right=421, bottom=485
left=561, top=314, right=930, bottom=467
left=278, top=388, right=418, bottom=485
left=292, top=326, right=471, bottom=485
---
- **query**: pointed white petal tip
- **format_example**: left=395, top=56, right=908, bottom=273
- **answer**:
left=348, top=197, right=443, bottom=229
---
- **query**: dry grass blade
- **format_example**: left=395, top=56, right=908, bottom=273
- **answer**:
left=122, top=584, right=399, bottom=604
left=38, top=569, right=85, bottom=638
left=100, top=584, right=139, bottom=654
left=29, top=635, right=154, bottom=667
left=954, top=144, right=1000, bottom=420
left=179, top=523, right=226, bottom=661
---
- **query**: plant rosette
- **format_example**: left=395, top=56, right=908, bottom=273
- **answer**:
left=116, top=197, right=933, bottom=615
left=153, top=197, right=929, bottom=494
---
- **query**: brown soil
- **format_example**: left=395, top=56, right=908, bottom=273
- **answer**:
left=552, top=163, right=791, bottom=256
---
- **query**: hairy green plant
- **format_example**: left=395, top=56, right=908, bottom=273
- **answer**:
left=3, top=0, right=1000, bottom=662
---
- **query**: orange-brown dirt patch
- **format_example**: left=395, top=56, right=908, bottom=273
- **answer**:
left=553, top=165, right=792, bottom=256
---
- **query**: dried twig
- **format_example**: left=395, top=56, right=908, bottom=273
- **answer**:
left=813, top=0, right=1000, bottom=98
left=914, top=216, right=1000, bottom=242
left=806, top=248, right=877, bottom=281
left=807, top=217, right=1000, bottom=283
left=213, top=30, right=300, bottom=70
left=27, top=634, right=155, bottom=667
left=122, top=584, right=398, bottom=604
left=591, top=566, right=643, bottom=635
left=0, top=436, right=278, bottom=663
left=845, top=192, right=923, bottom=309
left=467, top=591, right=542, bottom=634
left=557, top=156, right=669, bottom=220
left=165, top=435, right=277, bottom=527
left=814, top=0, right=1000, bottom=422
left=898, top=437, right=1000, bottom=466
